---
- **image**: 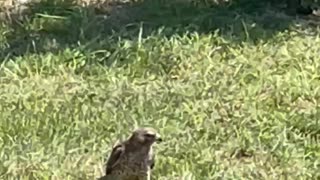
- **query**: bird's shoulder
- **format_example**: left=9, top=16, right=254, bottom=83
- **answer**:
left=105, top=140, right=127, bottom=174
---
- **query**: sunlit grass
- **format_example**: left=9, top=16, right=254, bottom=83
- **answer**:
left=0, top=0, right=320, bottom=179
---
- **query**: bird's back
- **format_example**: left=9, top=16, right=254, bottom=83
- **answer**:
left=107, top=146, right=153, bottom=179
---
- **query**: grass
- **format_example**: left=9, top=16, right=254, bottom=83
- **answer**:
left=1, top=0, right=320, bottom=179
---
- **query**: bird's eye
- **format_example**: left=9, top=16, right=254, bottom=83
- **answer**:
left=145, top=134, right=155, bottom=138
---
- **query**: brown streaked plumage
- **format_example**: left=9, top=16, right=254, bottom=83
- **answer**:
left=98, top=127, right=162, bottom=180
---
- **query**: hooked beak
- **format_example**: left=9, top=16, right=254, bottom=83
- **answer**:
left=155, top=133, right=163, bottom=143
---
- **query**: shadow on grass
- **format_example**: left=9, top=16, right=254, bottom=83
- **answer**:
left=0, top=0, right=317, bottom=64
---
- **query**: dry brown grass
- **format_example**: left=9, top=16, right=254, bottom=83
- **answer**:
left=0, top=0, right=132, bottom=21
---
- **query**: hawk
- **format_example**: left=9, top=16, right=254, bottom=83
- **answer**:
left=98, top=127, right=162, bottom=180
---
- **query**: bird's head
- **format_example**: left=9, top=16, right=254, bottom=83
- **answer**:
left=129, top=127, right=162, bottom=146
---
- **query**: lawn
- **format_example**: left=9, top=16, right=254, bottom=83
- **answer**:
left=1, top=0, right=320, bottom=179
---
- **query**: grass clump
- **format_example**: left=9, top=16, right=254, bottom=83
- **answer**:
left=1, top=0, right=320, bottom=179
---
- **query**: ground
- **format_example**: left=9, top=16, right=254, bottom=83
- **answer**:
left=1, top=0, right=320, bottom=179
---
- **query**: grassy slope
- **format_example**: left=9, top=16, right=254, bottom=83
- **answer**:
left=1, top=0, right=320, bottom=179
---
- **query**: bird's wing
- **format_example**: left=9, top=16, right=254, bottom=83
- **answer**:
left=105, top=143, right=125, bottom=174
